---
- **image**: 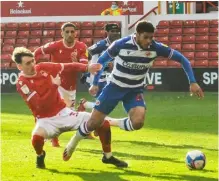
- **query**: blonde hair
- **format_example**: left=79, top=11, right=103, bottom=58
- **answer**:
left=12, top=47, right=33, bottom=64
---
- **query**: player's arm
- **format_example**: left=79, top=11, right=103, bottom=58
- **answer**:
left=39, top=62, right=88, bottom=77
left=92, top=41, right=120, bottom=86
left=89, top=54, right=99, bottom=85
left=34, top=42, right=57, bottom=62
left=155, top=42, right=196, bottom=83
left=16, top=80, right=59, bottom=110
left=155, top=42, right=204, bottom=98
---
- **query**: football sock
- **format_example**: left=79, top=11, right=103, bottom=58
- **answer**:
left=96, top=120, right=111, bottom=153
left=67, top=131, right=84, bottom=148
left=104, top=152, right=113, bottom=159
left=32, top=135, right=44, bottom=155
left=106, top=116, right=128, bottom=127
left=78, top=121, right=90, bottom=136
left=118, top=118, right=134, bottom=131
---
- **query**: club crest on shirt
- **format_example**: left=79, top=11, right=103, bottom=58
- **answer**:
left=40, top=70, right=48, bottom=77
left=145, top=51, right=151, bottom=56
left=21, top=84, right=30, bottom=94
left=95, top=100, right=100, bottom=106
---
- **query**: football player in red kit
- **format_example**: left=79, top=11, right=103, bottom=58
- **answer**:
left=13, top=47, right=128, bottom=169
left=34, top=22, right=94, bottom=146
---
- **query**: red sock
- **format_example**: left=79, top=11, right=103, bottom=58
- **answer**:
left=96, top=120, right=111, bottom=153
left=32, top=135, right=44, bottom=155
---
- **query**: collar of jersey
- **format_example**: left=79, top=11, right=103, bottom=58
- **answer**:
left=131, top=34, right=142, bottom=50
left=106, top=37, right=111, bottom=45
left=62, top=40, right=76, bottom=49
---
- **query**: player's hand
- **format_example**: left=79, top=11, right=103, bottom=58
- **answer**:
left=88, top=63, right=102, bottom=75
left=89, top=85, right=99, bottom=96
left=190, top=83, right=204, bottom=99
left=50, top=74, right=61, bottom=86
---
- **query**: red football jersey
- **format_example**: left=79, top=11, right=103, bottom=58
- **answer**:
left=34, top=40, right=88, bottom=90
left=17, top=62, right=88, bottom=119
left=16, top=63, right=66, bottom=119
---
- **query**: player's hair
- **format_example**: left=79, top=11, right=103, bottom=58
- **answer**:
left=61, top=22, right=76, bottom=31
left=135, top=20, right=155, bottom=34
left=12, top=47, right=33, bottom=64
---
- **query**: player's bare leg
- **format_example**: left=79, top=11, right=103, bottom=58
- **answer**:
left=117, top=106, right=146, bottom=131
left=77, top=98, right=126, bottom=129
left=32, top=127, right=47, bottom=169
left=62, top=109, right=106, bottom=160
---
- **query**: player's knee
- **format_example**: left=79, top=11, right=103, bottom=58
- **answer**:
left=132, top=121, right=144, bottom=130
left=87, top=118, right=104, bottom=131
left=131, top=115, right=145, bottom=130
left=31, top=135, right=44, bottom=146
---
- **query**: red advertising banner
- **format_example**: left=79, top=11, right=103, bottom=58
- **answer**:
left=1, top=1, right=143, bottom=17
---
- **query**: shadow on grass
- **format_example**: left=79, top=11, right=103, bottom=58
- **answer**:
left=46, top=167, right=217, bottom=181
left=114, top=140, right=218, bottom=152
left=77, top=148, right=183, bottom=164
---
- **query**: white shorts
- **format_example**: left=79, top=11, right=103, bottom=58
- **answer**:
left=58, top=86, right=76, bottom=107
left=32, top=107, right=91, bottom=139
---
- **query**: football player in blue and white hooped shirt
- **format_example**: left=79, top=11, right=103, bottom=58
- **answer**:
left=80, top=23, right=121, bottom=110
left=66, top=21, right=204, bottom=153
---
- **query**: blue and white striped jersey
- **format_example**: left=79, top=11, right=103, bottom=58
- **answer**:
left=96, top=34, right=174, bottom=88
left=87, top=37, right=112, bottom=84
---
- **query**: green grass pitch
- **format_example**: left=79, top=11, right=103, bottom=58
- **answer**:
left=1, top=92, right=218, bottom=181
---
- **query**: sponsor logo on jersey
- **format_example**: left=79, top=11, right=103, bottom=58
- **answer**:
left=145, top=51, right=151, bottom=56
left=40, top=71, right=48, bottom=77
left=122, top=61, right=153, bottom=70
left=95, top=100, right=100, bottom=106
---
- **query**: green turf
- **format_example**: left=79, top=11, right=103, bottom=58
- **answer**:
left=1, top=92, right=218, bottom=181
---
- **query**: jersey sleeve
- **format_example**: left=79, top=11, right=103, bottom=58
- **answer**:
left=34, top=42, right=58, bottom=62
left=154, top=41, right=173, bottom=59
left=88, top=41, right=105, bottom=56
left=38, top=62, right=64, bottom=76
left=107, top=40, right=121, bottom=58
left=41, top=42, right=58, bottom=54
left=154, top=41, right=196, bottom=83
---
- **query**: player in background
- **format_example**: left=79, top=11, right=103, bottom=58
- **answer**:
left=79, top=23, right=127, bottom=127
left=63, top=20, right=204, bottom=156
left=34, top=22, right=94, bottom=146
left=13, top=47, right=128, bottom=169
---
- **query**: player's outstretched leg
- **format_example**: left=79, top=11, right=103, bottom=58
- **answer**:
left=77, top=99, right=95, bottom=140
left=32, top=135, right=46, bottom=168
left=63, top=131, right=84, bottom=161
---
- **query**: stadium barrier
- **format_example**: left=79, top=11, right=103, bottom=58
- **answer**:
left=1, top=68, right=218, bottom=93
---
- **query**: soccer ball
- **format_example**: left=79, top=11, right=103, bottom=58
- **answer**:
left=185, top=150, right=206, bottom=170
